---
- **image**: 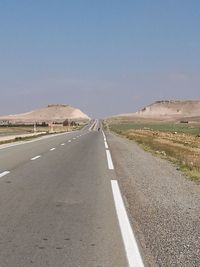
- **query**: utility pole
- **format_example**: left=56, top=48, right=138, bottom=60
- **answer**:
left=49, top=122, right=53, bottom=133
left=34, top=122, right=37, bottom=133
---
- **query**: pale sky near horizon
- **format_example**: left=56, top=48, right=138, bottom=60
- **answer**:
left=0, top=1, right=199, bottom=118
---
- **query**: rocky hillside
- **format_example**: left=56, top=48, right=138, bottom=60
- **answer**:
left=136, top=100, right=200, bottom=118
left=0, top=104, right=90, bottom=124
left=114, top=100, right=200, bottom=121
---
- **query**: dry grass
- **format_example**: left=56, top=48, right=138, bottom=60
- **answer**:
left=0, top=126, right=48, bottom=136
left=107, top=120, right=200, bottom=183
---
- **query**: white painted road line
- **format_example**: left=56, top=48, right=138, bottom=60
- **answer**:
left=50, top=148, right=56, bottom=151
left=31, top=155, right=41, bottom=161
left=68, top=140, right=71, bottom=143
left=106, top=150, right=114, bottom=170
left=111, top=180, right=144, bottom=267
left=0, top=131, right=70, bottom=151
left=0, top=171, right=10, bottom=178
left=102, top=131, right=106, bottom=141
left=104, top=141, right=109, bottom=149
left=61, top=143, right=65, bottom=146
left=73, top=137, right=76, bottom=140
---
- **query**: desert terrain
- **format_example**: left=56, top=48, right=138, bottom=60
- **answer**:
left=114, top=100, right=200, bottom=122
left=0, top=101, right=199, bottom=266
left=0, top=104, right=90, bottom=144
left=0, top=104, right=90, bottom=124
left=105, top=100, right=200, bottom=181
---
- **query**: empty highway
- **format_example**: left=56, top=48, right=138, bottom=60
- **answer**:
left=1, top=120, right=199, bottom=267
left=0, top=121, right=144, bottom=267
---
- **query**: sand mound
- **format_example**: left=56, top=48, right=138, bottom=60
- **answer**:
left=136, top=100, right=200, bottom=118
left=115, top=100, right=200, bottom=120
left=0, top=104, right=90, bottom=124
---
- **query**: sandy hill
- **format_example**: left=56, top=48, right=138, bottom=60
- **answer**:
left=0, top=104, right=90, bottom=124
left=136, top=100, right=200, bottom=118
left=114, top=100, right=200, bottom=121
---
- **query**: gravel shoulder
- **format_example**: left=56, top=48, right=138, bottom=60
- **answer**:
left=106, top=131, right=200, bottom=267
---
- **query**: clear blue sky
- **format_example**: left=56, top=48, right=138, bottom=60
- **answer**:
left=0, top=0, right=199, bottom=117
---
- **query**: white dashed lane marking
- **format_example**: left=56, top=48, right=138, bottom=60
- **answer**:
left=103, top=130, right=144, bottom=266
left=31, top=155, right=41, bottom=161
left=106, top=150, right=114, bottom=170
left=0, top=171, right=10, bottom=178
left=102, top=131, right=106, bottom=141
left=50, top=148, right=56, bottom=151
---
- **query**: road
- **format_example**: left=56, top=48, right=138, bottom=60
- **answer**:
left=107, top=131, right=200, bottom=267
left=1, top=120, right=198, bottom=267
left=0, top=121, right=144, bottom=267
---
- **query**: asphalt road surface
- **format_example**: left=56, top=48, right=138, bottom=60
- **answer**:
left=107, top=132, right=200, bottom=267
left=2, top=120, right=198, bottom=267
left=0, top=121, right=143, bottom=267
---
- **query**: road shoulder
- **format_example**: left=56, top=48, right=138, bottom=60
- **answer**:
left=106, top=131, right=200, bottom=267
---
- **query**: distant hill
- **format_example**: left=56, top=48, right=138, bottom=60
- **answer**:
left=0, top=104, right=90, bottom=124
left=112, top=100, right=200, bottom=121
left=136, top=100, right=200, bottom=118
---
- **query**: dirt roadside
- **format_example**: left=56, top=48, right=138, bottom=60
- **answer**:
left=106, top=131, right=200, bottom=267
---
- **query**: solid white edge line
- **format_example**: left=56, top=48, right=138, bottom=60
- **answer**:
left=104, top=140, right=109, bottom=149
left=111, top=180, right=144, bottom=267
left=102, top=131, right=106, bottom=142
left=31, top=155, right=41, bottom=161
left=0, top=171, right=10, bottom=178
left=106, top=150, right=114, bottom=170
